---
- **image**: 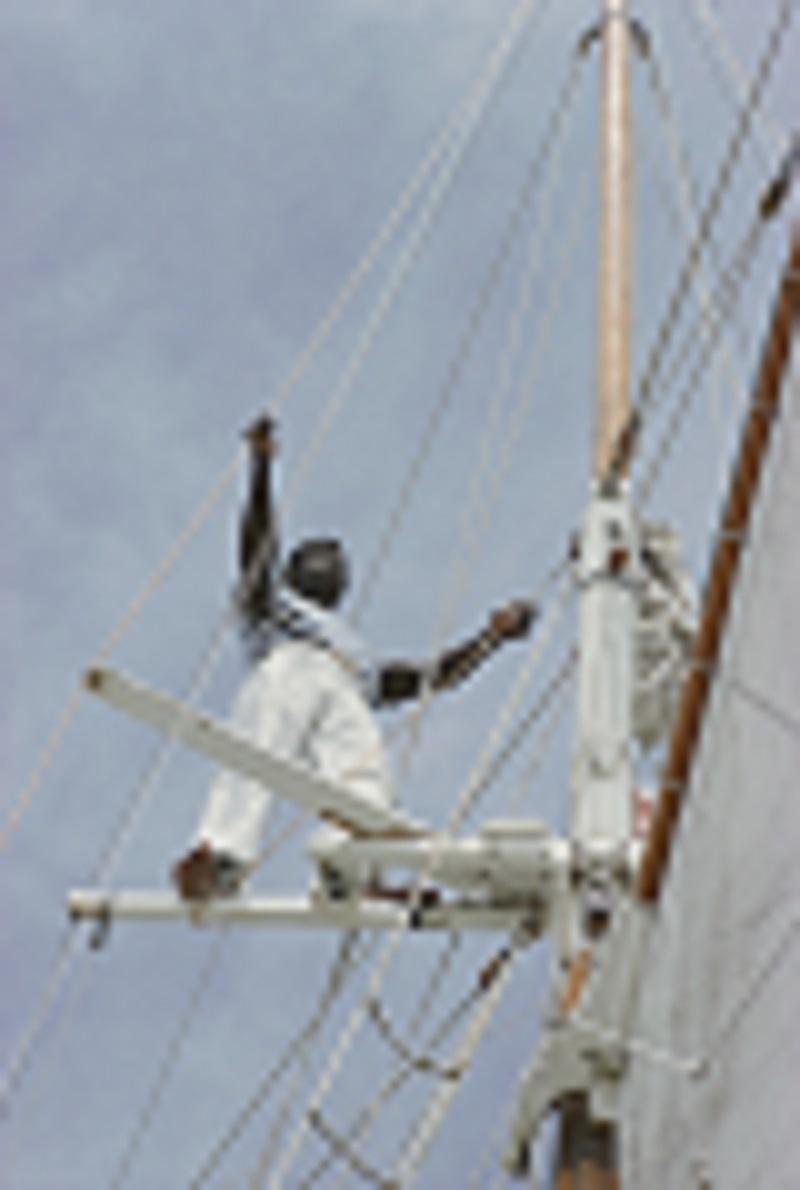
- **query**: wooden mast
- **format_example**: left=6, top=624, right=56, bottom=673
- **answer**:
left=555, top=2, right=632, bottom=1185
left=595, top=0, right=633, bottom=479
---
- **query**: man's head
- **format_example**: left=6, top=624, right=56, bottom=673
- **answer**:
left=284, top=538, right=349, bottom=609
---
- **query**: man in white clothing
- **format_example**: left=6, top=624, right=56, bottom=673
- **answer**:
left=173, top=417, right=536, bottom=900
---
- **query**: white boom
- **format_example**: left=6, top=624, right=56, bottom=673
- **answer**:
left=83, top=666, right=426, bottom=840
left=67, top=889, right=536, bottom=933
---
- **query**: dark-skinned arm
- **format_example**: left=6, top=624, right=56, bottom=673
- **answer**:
left=236, top=415, right=279, bottom=635
left=375, top=599, right=537, bottom=706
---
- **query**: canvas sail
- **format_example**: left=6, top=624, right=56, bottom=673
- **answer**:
left=619, top=339, right=800, bottom=1186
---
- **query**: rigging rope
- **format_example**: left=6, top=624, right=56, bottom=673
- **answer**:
left=426, top=162, right=593, bottom=657
left=3, top=12, right=578, bottom=1171
left=288, top=25, right=800, bottom=1161
left=306, top=1109, right=398, bottom=1190
left=639, top=6, right=751, bottom=363
left=320, top=936, right=469, bottom=1190
left=285, top=0, right=550, bottom=514
left=300, top=938, right=500, bottom=1189
left=634, top=902, right=800, bottom=1187
left=248, top=939, right=379, bottom=1186
left=391, top=158, right=592, bottom=786
left=264, top=9, right=796, bottom=1179
left=266, top=574, right=573, bottom=1185
left=467, top=984, right=553, bottom=1190
left=637, top=210, right=766, bottom=506
left=365, top=998, right=464, bottom=1081
left=406, top=933, right=464, bottom=1038
left=305, top=649, right=576, bottom=1185
left=727, top=674, right=800, bottom=740
left=467, top=647, right=577, bottom=818
left=0, top=601, right=239, bottom=1109
left=0, top=456, right=242, bottom=854
left=2, top=611, right=227, bottom=1104
left=0, top=0, right=545, bottom=862
left=1, top=1, right=552, bottom=1118
left=230, top=34, right=588, bottom=1180
left=321, top=957, right=518, bottom=1190
left=351, top=38, right=588, bottom=625
left=109, top=931, right=229, bottom=1190
left=634, top=1, right=753, bottom=471
left=448, top=570, right=576, bottom=831
left=580, top=907, right=800, bottom=1190
left=105, top=808, right=307, bottom=1187
left=506, top=655, right=574, bottom=816
left=272, top=0, right=548, bottom=420
left=680, top=0, right=787, bottom=165
left=188, top=933, right=369, bottom=1188
left=701, top=907, right=800, bottom=1074
left=5, top=519, right=326, bottom=1115
left=11, top=6, right=794, bottom=1183
left=0, top=927, right=82, bottom=1112
left=390, top=945, right=519, bottom=1185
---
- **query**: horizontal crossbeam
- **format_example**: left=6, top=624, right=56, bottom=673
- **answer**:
left=67, top=889, right=536, bottom=933
left=311, top=827, right=566, bottom=904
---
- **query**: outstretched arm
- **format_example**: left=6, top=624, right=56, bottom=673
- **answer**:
left=236, top=415, right=279, bottom=635
left=375, top=599, right=537, bottom=706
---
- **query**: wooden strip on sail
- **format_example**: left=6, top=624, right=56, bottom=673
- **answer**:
left=637, top=226, right=800, bottom=903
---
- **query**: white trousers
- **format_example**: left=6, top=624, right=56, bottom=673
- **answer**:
left=195, top=640, right=392, bottom=865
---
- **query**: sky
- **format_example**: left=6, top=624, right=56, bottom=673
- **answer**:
left=1, top=1, right=797, bottom=1187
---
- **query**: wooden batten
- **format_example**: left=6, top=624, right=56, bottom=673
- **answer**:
left=637, top=227, right=800, bottom=904
left=559, top=949, right=593, bottom=1015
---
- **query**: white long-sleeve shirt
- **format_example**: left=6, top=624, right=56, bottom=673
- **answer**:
left=195, top=589, right=391, bottom=864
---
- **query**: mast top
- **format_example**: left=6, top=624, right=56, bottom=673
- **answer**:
left=595, top=0, right=633, bottom=480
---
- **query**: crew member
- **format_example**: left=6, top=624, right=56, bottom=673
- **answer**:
left=173, top=416, right=536, bottom=900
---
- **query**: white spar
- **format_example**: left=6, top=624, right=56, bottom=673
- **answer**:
left=84, top=666, right=427, bottom=840
left=310, top=820, right=568, bottom=904
left=67, top=889, right=534, bottom=933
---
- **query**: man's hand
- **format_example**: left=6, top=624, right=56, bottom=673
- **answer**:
left=244, top=414, right=278, bottom=458
left=488, top=599, right=537, bottom=642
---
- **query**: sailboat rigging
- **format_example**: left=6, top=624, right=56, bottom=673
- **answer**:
left=2, top=1, right=798, bottom=1186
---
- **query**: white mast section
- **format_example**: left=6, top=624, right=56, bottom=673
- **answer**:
left=550, top=3, right=636, bottom=1184
left=571, top=0, right=635, bottom=903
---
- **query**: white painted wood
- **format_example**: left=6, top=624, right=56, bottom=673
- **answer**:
left=573, top=491, right=636, bottom=848
left=84, top=666, right=426, bottom=839
left=67, top=888, right=531, bottom=933
left=310, top=829, right=563, bottom=902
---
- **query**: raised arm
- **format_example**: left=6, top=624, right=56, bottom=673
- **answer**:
left=236, top=415, right=279, bottom=637
left=375, top=599, right=537, bottom=706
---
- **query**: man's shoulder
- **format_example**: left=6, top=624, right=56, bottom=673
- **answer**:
left=274, top=587, right=378, bottom=694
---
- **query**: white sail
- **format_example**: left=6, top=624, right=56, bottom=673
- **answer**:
left=620, top=345, right=800, bottom=1186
